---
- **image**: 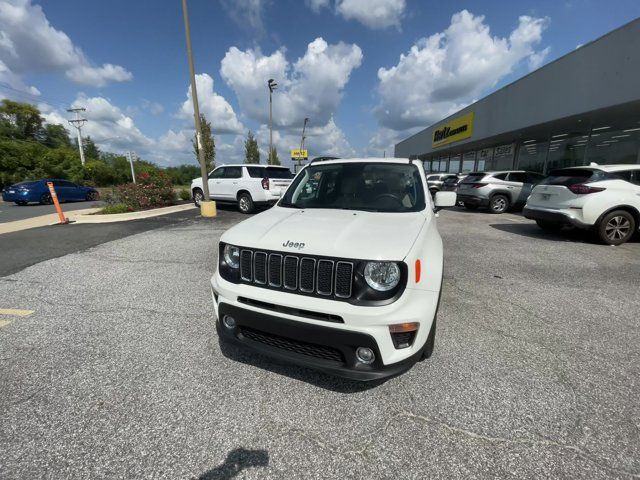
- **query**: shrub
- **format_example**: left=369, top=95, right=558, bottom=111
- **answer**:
left=109, top=171, right=175, bottom=211
left=100, top=203, right=131, bottom=214
left=179, top=188, right=191, bottom=201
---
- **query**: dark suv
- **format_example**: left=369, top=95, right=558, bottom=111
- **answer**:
left=456, top=171, right=546, bottom=213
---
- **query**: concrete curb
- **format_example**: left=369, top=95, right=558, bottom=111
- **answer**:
left=73, top=203, right=196, bottom=223
left=0, top=208, right=102, bottom=235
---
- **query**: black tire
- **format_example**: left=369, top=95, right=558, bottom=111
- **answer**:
left=85, top=191, right=99, bottom=201
left=597, top=210, right=635, bottom=246
left=489, top=194, right=509, bottom=214
left=464, top=203, right=478, bottom=210
left=192, top=188, right=204, bottom=207
left=15, top=201, right=27, bottom=206
left=535, top=219, right=563, bottom=231
left=238, top=192, right=255, bottom=214
left=39, top=192, right=52, bottom=205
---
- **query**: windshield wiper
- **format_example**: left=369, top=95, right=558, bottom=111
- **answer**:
left=279, top=201, right=302, bottom=208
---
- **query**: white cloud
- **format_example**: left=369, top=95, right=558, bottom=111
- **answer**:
left=0, top=0, right=132, bottom=88
left=178, top=73, right=244, bottom=135
left=336, top=0, right=405, bottom=29
left=220, top=37, right=362, bottom=129
left=220, top=0, right=266, bottom=34
left=374, top=10, right=549, bottom=131
left=528, top=46, right=550, bottom=70
left=306, top=0, right=330, bottom=13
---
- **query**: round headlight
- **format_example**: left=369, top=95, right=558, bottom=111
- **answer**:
left=363, top=262, right=401, bottom=291
left=223, top=244, right=240, bottom=269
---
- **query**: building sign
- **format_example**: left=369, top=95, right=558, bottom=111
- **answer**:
left=291, top=149, right=308, bottom=160
left=432, top=112, right=474, bottom=148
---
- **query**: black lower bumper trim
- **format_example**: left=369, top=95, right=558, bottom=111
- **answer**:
left=216, top=303, right=423, bottom=381
left=523, top=206, right=588, bottom=228
left=457, top=194, right=488, bottom=206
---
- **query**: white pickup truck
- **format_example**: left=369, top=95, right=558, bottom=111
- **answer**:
left=211, top=157, right=457, bottom=380
left=191, top=164, right=293, bottom=213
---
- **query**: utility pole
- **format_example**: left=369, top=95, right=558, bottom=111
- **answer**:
left=127, top=151, right=137, bottom=184
left=182, top=0, right=215, bottom=216
left=299, top=117, right=309, bottom=170
left=268, top=79, right=278, bottom=163
left=67, top=107, right=87, bottom=166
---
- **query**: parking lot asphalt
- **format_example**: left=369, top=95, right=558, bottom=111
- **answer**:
left=0, top=208, right=638, bottom=479
left=0, top=200, right=105, bottom=223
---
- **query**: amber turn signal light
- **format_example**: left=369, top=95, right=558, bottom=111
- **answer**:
left=389, top=322, right=419, bottom=333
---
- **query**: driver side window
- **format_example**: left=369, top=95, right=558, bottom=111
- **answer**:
left=209, top=168, right=226, bottom=179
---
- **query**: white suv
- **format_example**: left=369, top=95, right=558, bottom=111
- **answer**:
left=191, top=164, right=293, bottom=214
left=211, top=158, right=457, bottom=381
left=524, top=165, right=640, bottom=245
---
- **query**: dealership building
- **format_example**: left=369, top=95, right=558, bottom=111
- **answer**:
left=395, top=18, right=640, bottom=175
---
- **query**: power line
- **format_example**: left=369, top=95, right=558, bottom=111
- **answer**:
left=0, top=82, right=69, bottom=110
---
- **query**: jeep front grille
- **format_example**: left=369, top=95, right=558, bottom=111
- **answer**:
left=239, top=249, right=354, bottom=299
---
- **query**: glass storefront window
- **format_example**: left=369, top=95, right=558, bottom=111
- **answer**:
left=438, top=156, right=449, bottom=172
left=477, top=148, right=492, bottom=171
left=586, top=124, right=640, bottom=165
left=546, top=134, right=588, bottom=171
left=517, top=140, right=548, bottom=173
left=448, top=154, right=461, bottom=173
left=491, top=144, right=516, bottom=170
left=462, top=151, right=475, bottom=172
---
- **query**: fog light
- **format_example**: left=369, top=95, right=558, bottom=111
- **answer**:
left=222, top=315, right=236, bottom=329
left=356, top=347, right=375, bottom=364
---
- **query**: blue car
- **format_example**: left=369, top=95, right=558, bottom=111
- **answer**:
left=1, top=179, right=99, bottom=205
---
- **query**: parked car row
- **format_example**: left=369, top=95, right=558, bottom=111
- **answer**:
left=1, top=179, right=99, bottom=205
left=439, top=164, right=640, bottom=245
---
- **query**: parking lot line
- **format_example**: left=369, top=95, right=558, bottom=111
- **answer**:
left=0, top=319, right=11, bottom=328
left=0, top=309, right=35, bottom=317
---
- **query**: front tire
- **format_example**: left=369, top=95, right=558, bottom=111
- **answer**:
left=192, top=188, right=204, bottom=207
left=40, top=193, right=52, bottom=205
left=464, top=203, right=478, bottom=210
left=86, top=191, right=99, bottom=201
left=597, top=210, right=635, bottom=245
left=238, top=193, right=255, bottom=214
left=421, top=317, right=437, bottom=359
left=489, top=194, right=509, bottom=214
left=15, top=201, right=27, bottom=206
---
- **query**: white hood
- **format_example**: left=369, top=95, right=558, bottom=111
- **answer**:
left=221, top=206, right=426, bottom=260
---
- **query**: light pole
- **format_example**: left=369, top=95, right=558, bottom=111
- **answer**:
left=182, top=0, right=215, bottom=217
left=299, top=117, right=309, bottom=170
left=268, top=79, right=277, bottom=163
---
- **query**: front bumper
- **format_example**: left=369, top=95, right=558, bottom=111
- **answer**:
left=211, top=272, right=439, bottom=381
left=456, top=194, right=489, bottom=207
left=216, top=302, right=424, bottom=381
left=2, top=191, right=31, bottom=202
left=523, top=206, right=591, bottom=229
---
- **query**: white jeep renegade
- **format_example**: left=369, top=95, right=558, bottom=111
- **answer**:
left=211, top=158, right=456, bottom=381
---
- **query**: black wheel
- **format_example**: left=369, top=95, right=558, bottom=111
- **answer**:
left=535, top=219, right=563, bottom=231
left=192, top=188, right=204, bottom=207
left=597, top=210, right=635, bottom=245
left=39, top=193, right=52, bottom=205
left=421, top=317, right=437, bottom=359
left=15, top=201, right=27, bottom=206
left=464, top=203, right=478, bottom=210
left=238, top=193, right=255, bottom=214
left=489, top=194, right=509, bottom=214
left=85, top=191, right=99, bottom=201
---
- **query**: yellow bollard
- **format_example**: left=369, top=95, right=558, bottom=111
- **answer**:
left=200, top=200, right=217, bottom=217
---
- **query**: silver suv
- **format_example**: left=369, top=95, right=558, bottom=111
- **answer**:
left=427, top=174, right=458, bottom=195
left=457, top=171, right=546, bottom=213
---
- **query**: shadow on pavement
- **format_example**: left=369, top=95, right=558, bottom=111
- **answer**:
left=197, top=448, right=269, bottom=480
left=218, top=338, right=387, bottom=393
left=489, top=222, right=598, bottom=243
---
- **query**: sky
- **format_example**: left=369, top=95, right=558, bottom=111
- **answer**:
left=0, top=0, right=639, bottom=168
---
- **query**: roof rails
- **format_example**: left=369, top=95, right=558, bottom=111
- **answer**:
left=308, top=156, right=340, bottom=166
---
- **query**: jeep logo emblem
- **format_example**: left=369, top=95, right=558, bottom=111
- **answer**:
left=282, top=240, right=305, bottom=250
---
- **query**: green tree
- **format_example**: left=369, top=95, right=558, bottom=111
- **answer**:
left=244, top=130, right=260, bottom=164
left=0, top=99, right=43, bottom=140
left=42, top=124, right=71, bottom=148
left=268, top=147, right=280, bottom=165
left=192, top=113, right=215, bottom=172
left=83, top=136, right=100, bottom=160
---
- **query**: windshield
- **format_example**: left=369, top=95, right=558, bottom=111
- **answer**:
left=265, top=167, right=293, bottom=179
left=460, top=173, right=486, bottom=183
left=540, top=169, right=608, bottom=186
left=280, top=162, right=425, bottom=213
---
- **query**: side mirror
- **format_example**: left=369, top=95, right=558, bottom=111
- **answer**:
left=434, top=191, right=457, bottom=212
